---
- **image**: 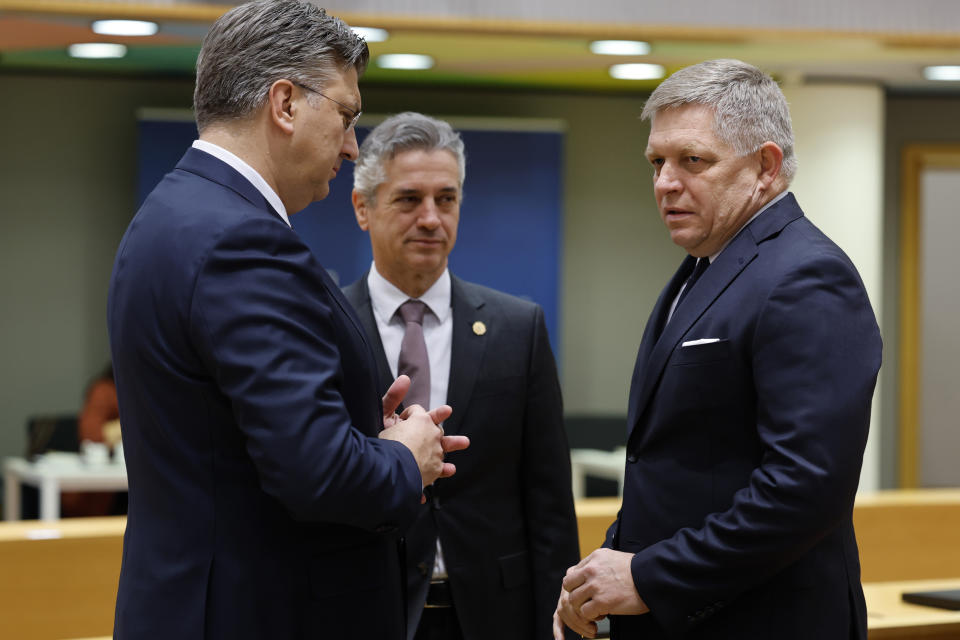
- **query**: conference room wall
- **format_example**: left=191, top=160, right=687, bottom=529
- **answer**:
left=0, top=73, right=930, bottom=491
left=0, top=73, right=681, bottom=469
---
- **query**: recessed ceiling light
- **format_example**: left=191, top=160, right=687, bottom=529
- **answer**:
left=609, top=63, right=665, bottom=80
left=923, top=65, right=960, bottom=81
left=352, top=27, right=389, bottom=43
left=589, top=40, right=651, bottom=56
left=377, top=54, right=434, bottom=70
left=68, top=43, right=128, bottom=59
left=92, top=20, right=158, bottom=36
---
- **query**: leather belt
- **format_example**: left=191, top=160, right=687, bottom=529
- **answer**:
left=424, top=579, right=454, bottom=609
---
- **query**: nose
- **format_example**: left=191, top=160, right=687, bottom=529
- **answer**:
left=653, top=161, right=682, bottom=198
left=417, top=199, right=442, bottom=230
left=340, top=127, right=359, bottom=162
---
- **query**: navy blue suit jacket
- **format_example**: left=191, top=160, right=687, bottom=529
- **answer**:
left=107, top=148, right=422, bottom=639
left=608, top=194, right=881, bottom=639
left=343, top=275, right=580, bottom=640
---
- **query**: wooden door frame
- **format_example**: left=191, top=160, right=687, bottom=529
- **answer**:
left=899, top=144, right=960, bottom=486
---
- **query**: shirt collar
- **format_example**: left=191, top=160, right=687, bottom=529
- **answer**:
left=191, top=139, right=290, bottom=227
left=367, top=264, right=452, bottom=325
left=708, top=190, right=790, bottom=263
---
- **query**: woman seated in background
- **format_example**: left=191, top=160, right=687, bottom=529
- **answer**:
left=61, top=363, right=124, bottom=517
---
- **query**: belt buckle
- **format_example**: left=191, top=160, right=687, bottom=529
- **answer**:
left=424, top=578, right=452, bottom=609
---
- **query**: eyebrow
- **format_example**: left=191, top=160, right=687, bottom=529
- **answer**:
left=645, top=142, right=706, bottom=158
left=392, top=186, right=459, bottom=195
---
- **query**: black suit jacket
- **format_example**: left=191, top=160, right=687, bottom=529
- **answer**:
left=607, top=193, right=881, bottom=639
left=107, top=148, right=422, bottom=639
left=343, top=273, right=580, bottom=640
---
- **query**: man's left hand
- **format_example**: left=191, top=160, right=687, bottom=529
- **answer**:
left=556, top=548, right=649, bottom=637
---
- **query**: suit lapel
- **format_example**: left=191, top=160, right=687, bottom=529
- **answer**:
left=342, top=275, right=395, bottom=394
left=626, top=255, right=695, bottom=432
left=444, top=276, right=487, bottom=436
left=174, top=147, right=287, bottom=224
left=626, top=193, right=806, bottom=439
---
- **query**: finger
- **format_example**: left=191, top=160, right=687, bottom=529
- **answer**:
left=552, top=609, right=565, bottom=640
left=562, top=606, right=597, bottom=638
left=441, top=435, right=470, bottom=453
left=558, top=593, right=597, bottom=638
left=381, top=375, right=410, bottom=418
left=399, top=403, right=426, bottom=419
left=428, top=404, right=453, bottom=424
left=567, top=581, right=595, bottom=611
left=581, top=598, right=608, bottom=622
left=420, top=493, right=427, bottom=505
left=437, top=462, right=457, bottom=479
left=562, top=567, right=586, bottom=592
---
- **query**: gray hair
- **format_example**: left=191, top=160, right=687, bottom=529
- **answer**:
left=353, top=112, right=466, bottom=204
left=641, top=59, right=797, bottom=183
left=194, top=0, right=368, bottom=132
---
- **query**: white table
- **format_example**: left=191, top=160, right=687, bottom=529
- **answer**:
left=3, top=455, right=127, bottom=521
left=570, top=447, right=626, bottom=499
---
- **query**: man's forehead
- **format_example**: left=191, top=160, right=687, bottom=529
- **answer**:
left=646, top=106, right=721, bottom=151
left=384, top=149, right=459, bottom=177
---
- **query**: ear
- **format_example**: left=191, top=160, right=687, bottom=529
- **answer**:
left=266, top=79, right=296, bottom=136
left=352, top=189, right=370, bottom=231
left=757, top=141, right=784, bottom=189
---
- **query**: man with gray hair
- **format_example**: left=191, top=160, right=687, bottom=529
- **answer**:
left=343, top=112, right=580, bottom=640
left=108, top=3, right=467, bottom=639
left=556, top=59, right=881, bottom=639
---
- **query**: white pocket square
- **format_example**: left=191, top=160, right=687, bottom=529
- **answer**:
left=682, top=338, right=720, bottom=347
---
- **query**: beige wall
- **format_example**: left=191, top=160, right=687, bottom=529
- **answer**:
left=0, top=75, right=195, bottom=462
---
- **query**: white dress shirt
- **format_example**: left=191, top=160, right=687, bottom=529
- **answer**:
left=191, top=139, right=290, bottom=227
left=366, top=263, right=453, bottom=579
left=366, top=265, right=452, bottom=413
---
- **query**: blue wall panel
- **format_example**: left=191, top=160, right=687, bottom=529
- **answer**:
left=137, top=119, right=564, bottom=360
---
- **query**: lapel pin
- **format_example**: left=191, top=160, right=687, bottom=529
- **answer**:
left=472, top=321, right=486, bottom=336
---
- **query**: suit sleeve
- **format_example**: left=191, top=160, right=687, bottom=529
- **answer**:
left=520, top=305, right=581, bottom=640
left=189, top=216, right=422, bottom=531
left=630, top=252, right=881, bottom=633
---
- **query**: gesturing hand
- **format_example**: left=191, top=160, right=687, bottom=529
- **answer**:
left=379, top=375, right=469, bottom=495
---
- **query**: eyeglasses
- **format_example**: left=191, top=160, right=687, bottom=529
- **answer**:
left=293, top=81, right=362, bottom=131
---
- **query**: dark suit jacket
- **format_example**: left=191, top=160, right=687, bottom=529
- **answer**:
left=343, top=274, right=580, bottom=640
left=107, top=148, right=422, bottom=639
left=608, top=193, right=881, bottom=639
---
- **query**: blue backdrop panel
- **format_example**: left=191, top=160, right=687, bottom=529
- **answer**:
left=137, top=119, right=564, bottom=359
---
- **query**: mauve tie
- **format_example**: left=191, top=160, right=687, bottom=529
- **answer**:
left=397, top=299, right=431, bottom=410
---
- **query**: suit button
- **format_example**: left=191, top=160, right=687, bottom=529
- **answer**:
left=627, top=454, right=638, bottom=463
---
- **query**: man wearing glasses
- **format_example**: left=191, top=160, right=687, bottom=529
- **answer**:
left=107, top=2, right=467, bottom=639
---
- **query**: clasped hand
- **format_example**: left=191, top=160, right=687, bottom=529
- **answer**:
left=378, top=375, right=469, bottom=495
left=553, top=548, right=649, bottom=639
